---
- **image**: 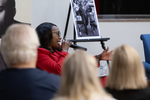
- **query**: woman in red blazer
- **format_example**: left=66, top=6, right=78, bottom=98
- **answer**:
left=35, top=22, right=112, bottom=76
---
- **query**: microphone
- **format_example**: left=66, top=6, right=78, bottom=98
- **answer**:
left=63, top=39, right=87, bottom=51
left=70, top=44, right=87, bottom=51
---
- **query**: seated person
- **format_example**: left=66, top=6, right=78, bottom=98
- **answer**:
left=52, top=50, right=115, bottom=100
left=105, top=45, right=150, bottom=100
left=0, top=24, right=60, bottom=100
left=36, top=22, right=112, bottom=75
left=36, top=22, right=71, bottom=75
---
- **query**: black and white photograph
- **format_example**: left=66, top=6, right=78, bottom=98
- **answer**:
left=0, top=0, right=30, bottom=38
left=71, top=0, right=101, bottom=39
left=0, top=0, right=31, bottom=71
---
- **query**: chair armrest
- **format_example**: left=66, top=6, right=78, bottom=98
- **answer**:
left=143, top=62, right=150, bottom=73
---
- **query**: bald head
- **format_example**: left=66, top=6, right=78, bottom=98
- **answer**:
left=1, top=24, right=40, bottom=66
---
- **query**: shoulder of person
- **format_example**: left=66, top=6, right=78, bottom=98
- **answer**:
left=38, top=47, right=51, bottom=54
left=35, top=69, right=60, bottom=81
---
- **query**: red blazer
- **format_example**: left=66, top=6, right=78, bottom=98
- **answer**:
left=37, top=47, right=107, bottom=86
left=36, top=47, right=69, bottom=75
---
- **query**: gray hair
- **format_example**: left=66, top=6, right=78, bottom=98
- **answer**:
left=1, top=24, right=40, bottom=65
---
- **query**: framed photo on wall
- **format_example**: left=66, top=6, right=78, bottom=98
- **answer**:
left=71, top=0, right=101, bottom=39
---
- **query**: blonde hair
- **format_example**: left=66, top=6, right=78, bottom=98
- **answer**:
left=1, top=24, right=40, bottom=65
left=106, top=45, right=147, bottom=90
left=53, top=50, right=113, bottom=100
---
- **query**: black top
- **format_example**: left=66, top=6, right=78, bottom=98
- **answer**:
left=0, top=68, right=60, bottom=100
left=0, top=52, right=8, bottom=71
left=105, top=87, right=150, bottom=100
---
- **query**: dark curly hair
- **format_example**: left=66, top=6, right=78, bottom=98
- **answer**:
left=35, top=22, right=56, bottom=48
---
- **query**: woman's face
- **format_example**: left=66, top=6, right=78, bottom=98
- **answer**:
left=50, top=26, right=61, bottom=49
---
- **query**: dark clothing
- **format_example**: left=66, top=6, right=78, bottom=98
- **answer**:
left=105, top=87, right=150, bottom=100
left=0, top=68, right=60, bottom=100
left=0, top=52, right=8, bottom=71
left=77, top=5, right=88, bottom=35
left=86, top=6, right=92, bottom=12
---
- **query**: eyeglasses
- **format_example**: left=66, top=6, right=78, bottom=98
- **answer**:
left=52, top=31, right=61, bottom=37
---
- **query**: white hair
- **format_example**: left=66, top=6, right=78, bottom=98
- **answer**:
left=1, top=24, right=40, bottom=65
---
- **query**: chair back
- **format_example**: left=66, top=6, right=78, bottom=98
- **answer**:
left=140, top=34, right=150, bottom=64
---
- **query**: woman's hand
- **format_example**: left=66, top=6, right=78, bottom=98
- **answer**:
left=61, top=39, right=72, bottom=52
left=97, top=47, right=113, bottom=61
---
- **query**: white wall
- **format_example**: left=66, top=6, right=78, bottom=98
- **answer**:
left=15, top=0, right=31, bottom=23
left=31, top=0, right=70, bottom=32
left=31, top=0, right=150, bottom=61
left=71, top=22, right=150, bottom=62
left=99, top=22, right=150, bottom=61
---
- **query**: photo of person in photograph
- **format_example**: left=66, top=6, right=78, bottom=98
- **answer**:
left=71, top=0, right=100, bottom=39
left=0, top=0, right=30, bottom=71
left=86, top=3, right=97, bottom=35
left=0, top=0, right=30, bottom=38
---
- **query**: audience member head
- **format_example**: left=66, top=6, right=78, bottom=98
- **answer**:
left=106, top=44, right=147, bottom=90
left=1, top=24, right=40, bottom=68
left=53, top=50, right=113, bottom=100
left=36, top=22, right=61, bottom=49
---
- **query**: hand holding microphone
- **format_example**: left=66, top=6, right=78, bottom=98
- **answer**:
left=61, top=39, right=72, bottom=52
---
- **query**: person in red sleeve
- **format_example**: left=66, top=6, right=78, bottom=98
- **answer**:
left=35, top=22, right=112, bottom=76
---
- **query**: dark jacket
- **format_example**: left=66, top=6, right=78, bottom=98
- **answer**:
left=0, top=68, right=60, bottom=100
left=105, top=87, right=150, bottom=100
